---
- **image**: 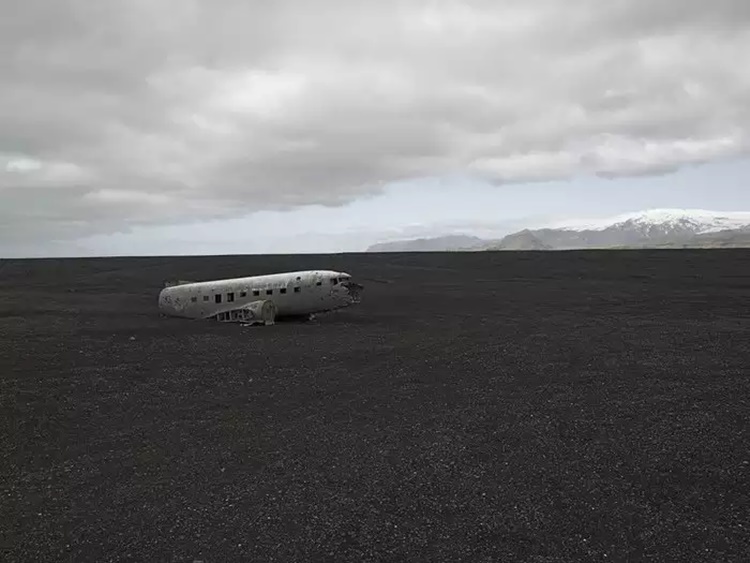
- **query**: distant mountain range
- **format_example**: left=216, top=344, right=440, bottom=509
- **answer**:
left=366, top=235, right=488, bottom=253
left=365, top=209, right=750, bottom=252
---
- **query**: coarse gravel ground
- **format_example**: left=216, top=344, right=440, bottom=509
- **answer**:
left=1, top=249, right=749, bottom=562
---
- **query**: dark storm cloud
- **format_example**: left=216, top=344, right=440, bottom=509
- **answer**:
left=2, top=0, right=749, bottom=244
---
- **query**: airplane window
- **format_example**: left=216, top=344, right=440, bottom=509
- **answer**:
left=227, top=292, right=234, bottom=302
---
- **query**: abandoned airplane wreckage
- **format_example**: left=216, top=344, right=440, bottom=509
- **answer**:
left=157, top=270, right=364, bottom=325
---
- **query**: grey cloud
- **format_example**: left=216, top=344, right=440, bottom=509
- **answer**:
left=2, top=0, right=750, bottom=247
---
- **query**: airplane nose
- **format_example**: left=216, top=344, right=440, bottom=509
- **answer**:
left=342, top=281, right=363, bottom=303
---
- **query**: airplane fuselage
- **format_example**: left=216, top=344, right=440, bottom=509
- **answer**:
left=157, top=269, right=361, bottom=322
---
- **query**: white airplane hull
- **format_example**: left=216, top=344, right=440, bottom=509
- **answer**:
left=157, top=269, right=362, bottom=323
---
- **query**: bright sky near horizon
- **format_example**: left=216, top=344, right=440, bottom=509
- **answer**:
left=2, top=0, right=749, bottom=257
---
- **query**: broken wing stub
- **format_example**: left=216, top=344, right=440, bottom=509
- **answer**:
left=212, top=300, right=278, bottom=325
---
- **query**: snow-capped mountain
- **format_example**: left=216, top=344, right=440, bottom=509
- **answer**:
left=365, top=209, right=750, bottom=252
left=491, top=209, right=750, bottom=250
left=551, top=209, right=750, bottom=235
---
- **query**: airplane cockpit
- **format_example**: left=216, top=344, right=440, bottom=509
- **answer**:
left=331, top=272, right=363, bottom=303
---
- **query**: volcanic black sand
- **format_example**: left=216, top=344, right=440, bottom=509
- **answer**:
left=2, top=250, right=749, bottom=562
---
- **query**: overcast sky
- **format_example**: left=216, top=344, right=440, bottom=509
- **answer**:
left=2, top=0, right=749, bottom=257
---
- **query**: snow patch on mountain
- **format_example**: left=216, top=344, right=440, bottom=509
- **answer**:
left=547, top=209, right=750, bottom=233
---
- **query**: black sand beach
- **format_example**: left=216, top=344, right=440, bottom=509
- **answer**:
left=2, top=250, right=749, bottom=562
